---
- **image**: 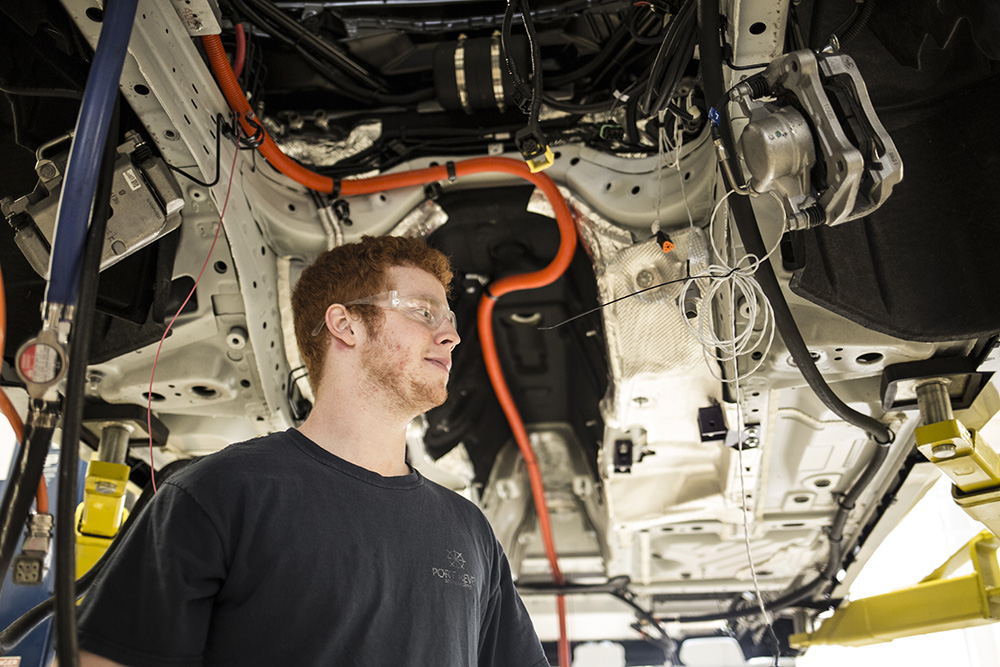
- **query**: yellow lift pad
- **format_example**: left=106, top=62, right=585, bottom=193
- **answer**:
left=790, top=531, right=1000, bottom=648
left=76, top=459, right=131, bottom=578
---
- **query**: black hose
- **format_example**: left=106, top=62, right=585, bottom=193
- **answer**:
left=0, top=419, right=55, bottom=599
left=837, top=0, right=877, bottom=46
left=807, top=0, right=832, bottom=50
left=624, top=94, right=641, bottom=144
left=54, top=95, right=121, bottom=667
left=697, top=0, right=891, bottom=445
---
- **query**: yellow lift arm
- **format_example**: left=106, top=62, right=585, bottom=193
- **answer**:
left=790, top=530, right=1000, bottom=648
left=76, top=423, right=133, bottom=578
left=792, top=377, right=1000, bottom=648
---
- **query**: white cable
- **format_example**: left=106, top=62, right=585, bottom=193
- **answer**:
left=717, top=256, right=782, bottom=664
left=731, top=300, right=782, bottom=666
left=679, top=189, right=785, bottom=382
left=685, top=185, right=784, bottom=664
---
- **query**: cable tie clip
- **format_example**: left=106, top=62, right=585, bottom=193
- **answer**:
left=445, top=161, right=457, bottom=183
left=239, top=112, right=265, bottom=149
left=424, top=182, right=443, bottom=201
left=332, top=198, right=352, bottom=227
left=511, top=87, right=533, bottom=115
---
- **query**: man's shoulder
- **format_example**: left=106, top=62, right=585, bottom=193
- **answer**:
left=168, top=430, right=297, bottom=488
left=419, top=476, right=495, bottom=530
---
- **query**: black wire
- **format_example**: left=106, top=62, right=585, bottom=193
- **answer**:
left=610, top=588, right=672, bottom=644
left=539, top=268, right=742, bottom=331
left=546, top=19, right=634, bottom=87
left=589, top=31, right=647, bottom=91
left=501, top=0, right=530, bottom=102
left=519, top=576, right=675, bottom=661
left=628, top=4, right=667, bottom=45
left=671, top=443, right=890, bottom=624
left=166, top=114, right=224, bottom=188
left=641, top=0, right=695, bottom=115
left=808, top=0, right=832, bottom=50
left=0, top=83, right=83, bottom=100
left=55, top=94, right=121, bottom=667
left=0, top=419, right=54, bottom=600
left=723, top=56, right=771, bottom=71
left=542, top=94, right=616, bottom=114
left=787, top=4, right=807, bottom=52
left=519, top=0, right=544, bottom=124
left=650, top=24, right=698, bottom=113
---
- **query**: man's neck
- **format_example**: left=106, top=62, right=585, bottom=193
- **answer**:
left=297, top=381, right=413, bottom=477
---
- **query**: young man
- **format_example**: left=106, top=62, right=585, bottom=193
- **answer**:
left=76, top=236, right=549, bottom=667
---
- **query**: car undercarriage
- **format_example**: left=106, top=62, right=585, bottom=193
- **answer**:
left=1, top=0, right=999, bottom=664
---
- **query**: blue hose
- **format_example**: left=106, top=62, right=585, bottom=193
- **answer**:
left=44, top=0, right=140, bottom=307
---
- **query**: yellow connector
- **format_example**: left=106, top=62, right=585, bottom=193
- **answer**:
left=525, top=145, right=554, bottom=173
left=76, top=459, right=130, bottom=577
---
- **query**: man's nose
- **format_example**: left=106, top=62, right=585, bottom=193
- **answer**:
left=436, top=319, right=460, bottom=349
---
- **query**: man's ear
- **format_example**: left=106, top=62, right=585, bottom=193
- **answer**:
left=324, top=304, right=358, bottom=347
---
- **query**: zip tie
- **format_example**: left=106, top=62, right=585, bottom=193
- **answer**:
left=332, top=177, right=342, bottom=198
left=445, top=161, right=457, bottom=183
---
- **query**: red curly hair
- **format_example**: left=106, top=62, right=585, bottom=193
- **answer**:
left=292, top=235, right=453, bottom=392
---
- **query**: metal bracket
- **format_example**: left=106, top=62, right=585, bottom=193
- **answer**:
left=914, top=379, right=1000, bottom=538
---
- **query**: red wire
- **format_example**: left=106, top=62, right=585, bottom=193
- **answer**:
left=202, top=33, right=574, bottom=664
left=232, top=23, right=246, bottom=80
left=146, top=142, right=241, bottom=492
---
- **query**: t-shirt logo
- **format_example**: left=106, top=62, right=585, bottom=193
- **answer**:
left=447, top=550, right=466, bottom=569
left=433, top=549, right=476, bottom=589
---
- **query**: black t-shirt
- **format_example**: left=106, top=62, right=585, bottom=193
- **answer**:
left=78, top=429, right=549, bottom=667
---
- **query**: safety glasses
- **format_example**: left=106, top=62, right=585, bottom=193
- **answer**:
left=311, top=290, right=457, bottom=336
